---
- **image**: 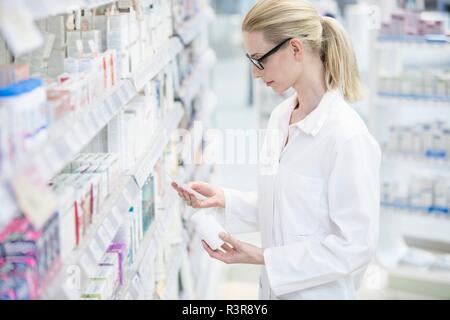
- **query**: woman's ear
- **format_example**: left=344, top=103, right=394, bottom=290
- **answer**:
left=290, top=38, right=304, bottom=61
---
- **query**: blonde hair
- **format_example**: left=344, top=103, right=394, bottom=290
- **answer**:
left=242, top=0, right=363, bottom=102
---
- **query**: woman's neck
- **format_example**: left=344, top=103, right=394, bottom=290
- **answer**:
left=292, top=58, right=327, bottom=121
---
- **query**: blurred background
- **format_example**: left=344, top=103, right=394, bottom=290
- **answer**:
left=0, top=0, right=449, bottom=300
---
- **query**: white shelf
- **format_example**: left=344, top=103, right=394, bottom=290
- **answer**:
left=0, top=7, right=213, bottom=186
left=180, top=91, right=217, bottom=174
left=376, top=38, right=450, bottom=51
left=177, top=49, right=217, bottom=108
left=382, top=152, right=450, bottom=171
left=133, top=103, right=185, bottom=188
left=128, top=7, right=215, bottom=92
left=115, top=189, right=180, bottom=300
left=161, top=242, right=187, bottom=300
left=381, top=208, right=450, bottom=245
left=384, top=265, right=450, bottom=286
left=1, top=80, right=136, bottom=185
left=1, top=0, right=217, bottom=301
left=376, top=93, right=450, bottom=106
left=41, top=173, right=136, bottom=299
left=130, top=38, right=184, bottom=92
left=175, top=8, right=215, bottom=45
left=14, top=0, right=116, bottom=21
left=41, top=104, right=184, bottom=299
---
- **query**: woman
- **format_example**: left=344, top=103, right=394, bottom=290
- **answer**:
left=172, top=0, right=381, bottom=300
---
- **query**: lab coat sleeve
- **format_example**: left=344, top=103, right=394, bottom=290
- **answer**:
left=221, top=188, right=259, bottom=234
left=264, top=133, right=381, bottom=296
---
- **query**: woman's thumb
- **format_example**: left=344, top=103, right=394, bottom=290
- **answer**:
left=188, top=181, right=214, bottom=197
left=198, top=197, right=220, bottom=208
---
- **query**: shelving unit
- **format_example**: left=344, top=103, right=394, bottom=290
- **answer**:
left=116, top=188, right=181, bottom=300
left=369, top=19, right=450, bottom=298
left=176, top=49, right=217, bottom=107
left=0, top=0, right=117, bottom=21
left=0, top=0, right=218, bottom=300
left=42, top=103, right=185, bottom=299
left=0, top=80, right=136, bottom=183
left=382, top=151, right=450, bottom=171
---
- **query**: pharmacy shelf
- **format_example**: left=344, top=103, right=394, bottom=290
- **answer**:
left=377, top=92, right=450, bottom=105
left=42, top=103, right=184, bottom=299
left=161, top=242, right=188, bottom=300
left=383, top=265, right=450, bottom=286
left=376, top=37, right=450, bottom=50
left=175, top=7, right=215, bottom=45
left=13, top=0, right=116, bottom=21
left=381, top=208, right=450, bottom=245
left=180, top=91, right=217, bottom=175
left=194, top=251, right=217, bottom=299
left=382, top=152, right=450, bottom=171
left=176, top=49, right=217, bottom=108
left=115, top=189, right=180, bottom=300
left=374, top=95, right=450, bottom=110
left=376, top=260, right=450, bottom=299
left=133, top=102, right=185, bottom=188
left=0, top=5, right=213, bottom=185
left=130, top=7, right=215, bottom=91
left=41, top=173, right=137, bottom=299
left=1, top=80, right=136, bottom=186
left=130, top=37, right=184, bottom=92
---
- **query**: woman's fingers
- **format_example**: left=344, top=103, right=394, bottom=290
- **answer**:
left=221, top=243, right=233, bottom=252
left=172, top=180, right=219, bottom=208
left=189, top=181, right=215, bottom=197
left=202, top=240, right=225, bottom=260
left=197, top=197, right=220, bottom=208
left=219, top=232, right=238, bottom=249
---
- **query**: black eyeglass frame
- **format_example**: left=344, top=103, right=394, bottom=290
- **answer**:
left=246, top=38, right=292, bottom=70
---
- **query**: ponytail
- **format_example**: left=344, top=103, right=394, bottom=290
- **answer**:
left=320, top=16, right=364, bottom=102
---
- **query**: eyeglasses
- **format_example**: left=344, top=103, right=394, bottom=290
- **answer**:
left=246, top=38, right=292, bottom=70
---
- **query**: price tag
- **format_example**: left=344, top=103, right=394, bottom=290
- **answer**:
left=90, top=111, right=102, bottom=129
left=109, top=207, right=122, bottom=231
left=118, top=88, right=127, bottom=105
left=83, top=113, right=97, bottom=136
left=42, top=146, right=62, bottom=176
left=64, top=128, right=83, bottom=153
left=103, top=217, right=115, bottom=238
left=79, top=252, right=97, bottom=277
left=125, top=82, right=136, bottom=101
left=96, top=107, right=108, bottom=124
left=94, top=233, right=108, bottom=254
left=32, top=154, right=49, bottom=180
left=112, top=91, right=122, bottom=109
left=112, top=205, right=124, bottom=225
left=153, top=233, right=161, bottom=249
left=104, top=98, right=115, bottom=117
left=73, top=122, right=89, bottom=145
left=122, top=189, right=133, bottom=207
left=88, top=238, right=104, bottom=261
left=97, top=225, right=112, bottom=246
left=0, top=183, right=19, bottom=225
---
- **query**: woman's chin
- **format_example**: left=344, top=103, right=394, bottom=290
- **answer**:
left=271, top=86, right=285, bottom=95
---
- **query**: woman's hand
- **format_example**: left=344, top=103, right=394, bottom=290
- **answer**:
left=202, top=232, right=264, bottom=265
left=171, top=180, right=225, bottom=209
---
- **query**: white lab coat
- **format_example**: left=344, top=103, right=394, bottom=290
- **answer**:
left=222, top=90, right=381, bottom=300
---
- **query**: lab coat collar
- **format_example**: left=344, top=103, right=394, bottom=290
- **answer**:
left=281, top=89, right=340, bottom=137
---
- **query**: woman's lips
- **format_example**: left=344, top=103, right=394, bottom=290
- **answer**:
left=266, top=81, right=274, bottom=86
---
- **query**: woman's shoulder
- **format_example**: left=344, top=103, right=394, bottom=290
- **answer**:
left=328, top=97, right=377, bottom=145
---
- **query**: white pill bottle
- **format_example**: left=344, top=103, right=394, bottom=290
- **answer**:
left=190, top=210, right=226, bottom=251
